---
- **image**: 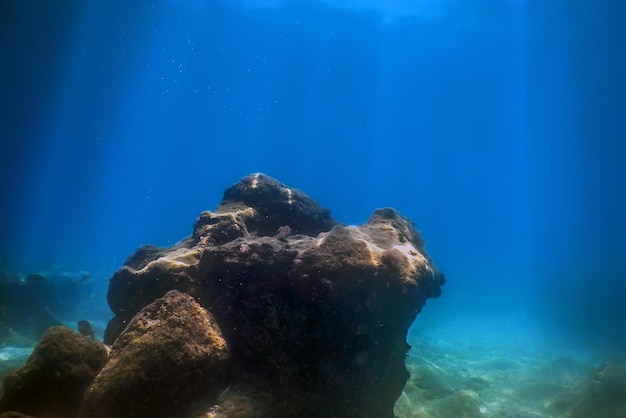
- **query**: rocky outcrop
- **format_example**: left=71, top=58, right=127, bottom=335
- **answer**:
left=0, top=326, right=108, bottom=418
left=1, top=173, right=446, bottom=418
left=102, top=173, right=445, bottom=417
left=80, top=290, right=230, bottom=418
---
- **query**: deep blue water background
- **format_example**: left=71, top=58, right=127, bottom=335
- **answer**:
left=1, top=0, right=625, bottom=349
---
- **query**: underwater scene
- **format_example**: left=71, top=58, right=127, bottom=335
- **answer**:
left=1, top=0, right=625, bottom=417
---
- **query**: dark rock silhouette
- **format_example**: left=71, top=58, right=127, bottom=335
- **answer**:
left=0, top=280, right=63, bottom=345
left=0, top=269, right=99, bottom=346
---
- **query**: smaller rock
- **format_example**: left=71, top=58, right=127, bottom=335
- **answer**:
left=80, top=290, right=230, bottom=418
left=0, top=326, right=109, bottom=418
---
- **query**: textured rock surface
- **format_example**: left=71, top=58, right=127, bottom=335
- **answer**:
left=0, top=326, right=108, bottom=418
left=104, top=173, right=445, bottom=417
left=80, top=290, right=230, bottom=418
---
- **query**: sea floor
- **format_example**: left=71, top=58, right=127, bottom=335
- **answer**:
left=395, top=313, right=619, bottom=418
left=0, top=314, right=621, bottom=417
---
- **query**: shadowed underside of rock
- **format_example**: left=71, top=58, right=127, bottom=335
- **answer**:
left=102, top=173, right=445, bottom=417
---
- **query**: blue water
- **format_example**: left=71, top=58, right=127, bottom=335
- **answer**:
left=1, top=0, right=625, bottom=383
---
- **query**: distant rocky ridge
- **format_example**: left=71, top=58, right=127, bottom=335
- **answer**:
left=0, top=173, right=446, bottom=418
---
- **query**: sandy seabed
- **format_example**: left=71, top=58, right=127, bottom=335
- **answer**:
left=395, top=314, right=614, bottom=418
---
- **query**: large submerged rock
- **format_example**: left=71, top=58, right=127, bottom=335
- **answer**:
left=101, top=173, right=445, bottom=417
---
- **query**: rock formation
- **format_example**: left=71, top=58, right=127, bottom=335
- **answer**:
left=1, top=173, right=445, bottom=418
left=104, top=173, right=445, bottom=417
